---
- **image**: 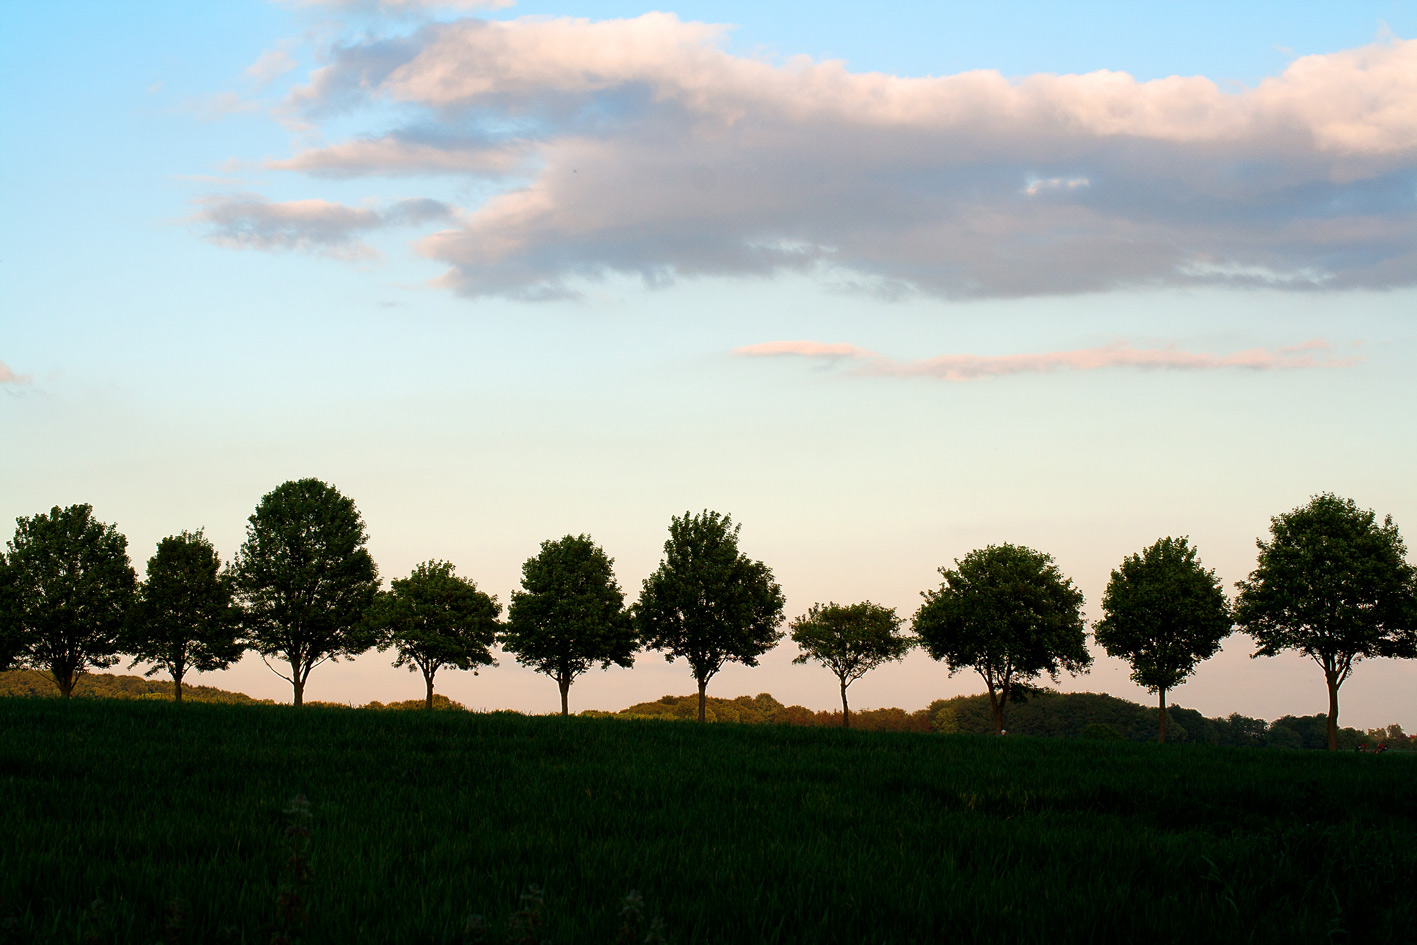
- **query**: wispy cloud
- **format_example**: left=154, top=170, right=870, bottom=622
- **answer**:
left=188, top=194, right=453, bottom=260
left=734, top=339, right=1362, bottom=381
left=204, top=13, right=1417, bottom=299
left=0, top=361, right=33, bottom=385
left=246, top=49, right=299, bottom=85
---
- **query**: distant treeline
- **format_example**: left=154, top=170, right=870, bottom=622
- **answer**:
left=4, top=669, right=1409, bottom=752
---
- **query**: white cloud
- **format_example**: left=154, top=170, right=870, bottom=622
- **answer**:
left=247, top=49, right=299, bottom=84
left=734, top=339, right=1363, bottom=381
left=226, top=14, right=1417, bottom=299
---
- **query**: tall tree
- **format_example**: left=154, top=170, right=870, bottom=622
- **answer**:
left=914, top=543, right=1090, bottom=736
left=371, top=560, right=501, bottom=710
left=1235, top=493, right=1415, bottom=751
left=229, top=479, right=380, bottom=706
left=790, top=601, right=912, bottom=729
left=122, top=530, right=244, bottom=702
left=0, top=550, right=20, bottom=671
left=502, top=535, right=636, bottom=716
left=1094, top=536, right=1232, bottom=743
left=636, top=510, right=785, bottom=722
left=5, top=504, right=137, bottom=697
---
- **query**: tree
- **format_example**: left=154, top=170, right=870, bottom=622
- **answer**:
left=229, top=479, right=380, bottom=706
left=1094, top=536, right=1233, bottom=743
left=502, top=535, right=636, bottom=716
left=913, top=543, right=1090, bottom=736
left=0, top=551, right=20, bottom=671
left=370, top=560, right=501, bottom=710
left=790, top=601, right=912, bottom=729
left=5, top=504, right=137, bottom=697
left=123, top=530, right=244, bottom=701
left=635, top=510, right=786, bottom=722
left=1235, top=493, right=1415, bottom=751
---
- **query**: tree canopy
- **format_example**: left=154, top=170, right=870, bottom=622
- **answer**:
left=229, top=479, right=380, bottom=706
left=502, top=534, right=636, bottom=715
left=1235, top=493, right=1415, bottom=750
left=913, top=543, right=1089, bottom=735
left=123, top=529, right=244, bottom=701
left=0, top=551, right=19, bottom=672
left=370, top=559, right=501, bottom=709
left=5, top=504, right=137, bottom=697
left=790, top=601, right=912, bottom=728
left=1094, top=536, right=1232, bottom=742
left=635, top=510, right=785, bottom=722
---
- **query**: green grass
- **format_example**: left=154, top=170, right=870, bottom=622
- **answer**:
left=2, top=699, right=1414, bottom=944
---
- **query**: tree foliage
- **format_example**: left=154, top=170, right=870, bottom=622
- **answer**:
left=5, top=504, right=137, bottom=696
left=502, top=535, right=636, bottom=715
left=914, top=543, right=1089, bottom=735
left=229, top=479, right=380, bottom=706
left=0, top=551, right=20, bottom=672
left=790, top=601, right=912, bottom=728
left=636, top=510, right=786, bottom=722
left=1094, top=536, right=1232, bottom=742
left=1235, top=493, right=1415, bottom=750
left=123, top=530, right=243, bottom=702
left=370, top=560, right=501, bottom=710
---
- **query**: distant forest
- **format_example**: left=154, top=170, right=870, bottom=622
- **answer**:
left=2, top=669, right=1408, bottom=752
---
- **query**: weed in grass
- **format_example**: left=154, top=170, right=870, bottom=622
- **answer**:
left=272, top=795, right=315, bottom=945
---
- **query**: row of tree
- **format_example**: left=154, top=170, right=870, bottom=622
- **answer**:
left=2, top=481, right=1413, bottom=748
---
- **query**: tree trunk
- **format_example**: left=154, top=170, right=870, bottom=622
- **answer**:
left=1157, top=688, right=1167, bottom=744
left=292, top=673, right=304, bottom=708
left=173, top=670, right=184, bottom=704
left=559, top=675, right=571, bottom=717
left=1325, top=668, right=1340, bottom=751
left=53, top=664, right=78, bottom=699
left=697, top=677, right=708, bottom=722
left=987, top=687, right=1004, bottom=736
left=425, top=670, right=436, bottom=710
left=840, top=677, right=850, bottom=730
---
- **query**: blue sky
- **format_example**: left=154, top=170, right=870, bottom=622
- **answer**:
left=2, top=1, right=1415, bottom=726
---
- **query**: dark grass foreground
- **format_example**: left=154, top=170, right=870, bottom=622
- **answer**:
left=1, top=700, right=1414, bottom=944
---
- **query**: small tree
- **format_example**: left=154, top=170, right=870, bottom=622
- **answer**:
left=123, top=530, right=244, bottom=701
left=229, top=479, right=380, bottom=706
left=5, top=504, right=137, bottom=697
left=1094, top=536, right=1232, bottom=743
left=914, top=543, right=1090, bottom=735
left=371, top=560, right=501, bottom=709
left=636, top=510, right=786, bottom=722
left=502, top=535, right=637, bottom=716
left=790, top=601, right=912, bottom=729
left=1235, top=493, right=1415, bottom=751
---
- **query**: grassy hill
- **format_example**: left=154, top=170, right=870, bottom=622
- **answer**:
left=2, top=697, right=1413, bottom=943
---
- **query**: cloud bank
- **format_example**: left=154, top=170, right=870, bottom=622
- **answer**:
left=217, top=13, right=1417, bottom=299
left=734, top=339, right=1361, bottom=381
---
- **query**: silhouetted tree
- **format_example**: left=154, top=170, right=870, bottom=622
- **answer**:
left=1235, top=493, right=1414, bottom=750
left=1094, top=536, right=1232, bottom=743
left=0, top=551, right=19, bottom=671
left=6, top=504, right=136, bottom=696
left=636, top=510, right=785, bottom=722
left=914, top=543, right=1090, bottom=736
left=371, top=560, right=501, bottom=710
left=123, top=530, right=243, bottom=701
left=229, top=479, right=379, bottom=706
left=502, top=535, right=636, bottom=715
left=790, top=601, right=912, bottom=728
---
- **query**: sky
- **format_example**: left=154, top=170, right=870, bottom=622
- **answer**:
left=2, top=0, right=1415, bottom=728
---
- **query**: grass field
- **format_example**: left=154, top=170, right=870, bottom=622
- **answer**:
left=2, top=699, right=1414, bottom=944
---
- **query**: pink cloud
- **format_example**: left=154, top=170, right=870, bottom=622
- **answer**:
left=734, top=339, right=1362, bottom=381
left=0, top=360, right=32, bottom=385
